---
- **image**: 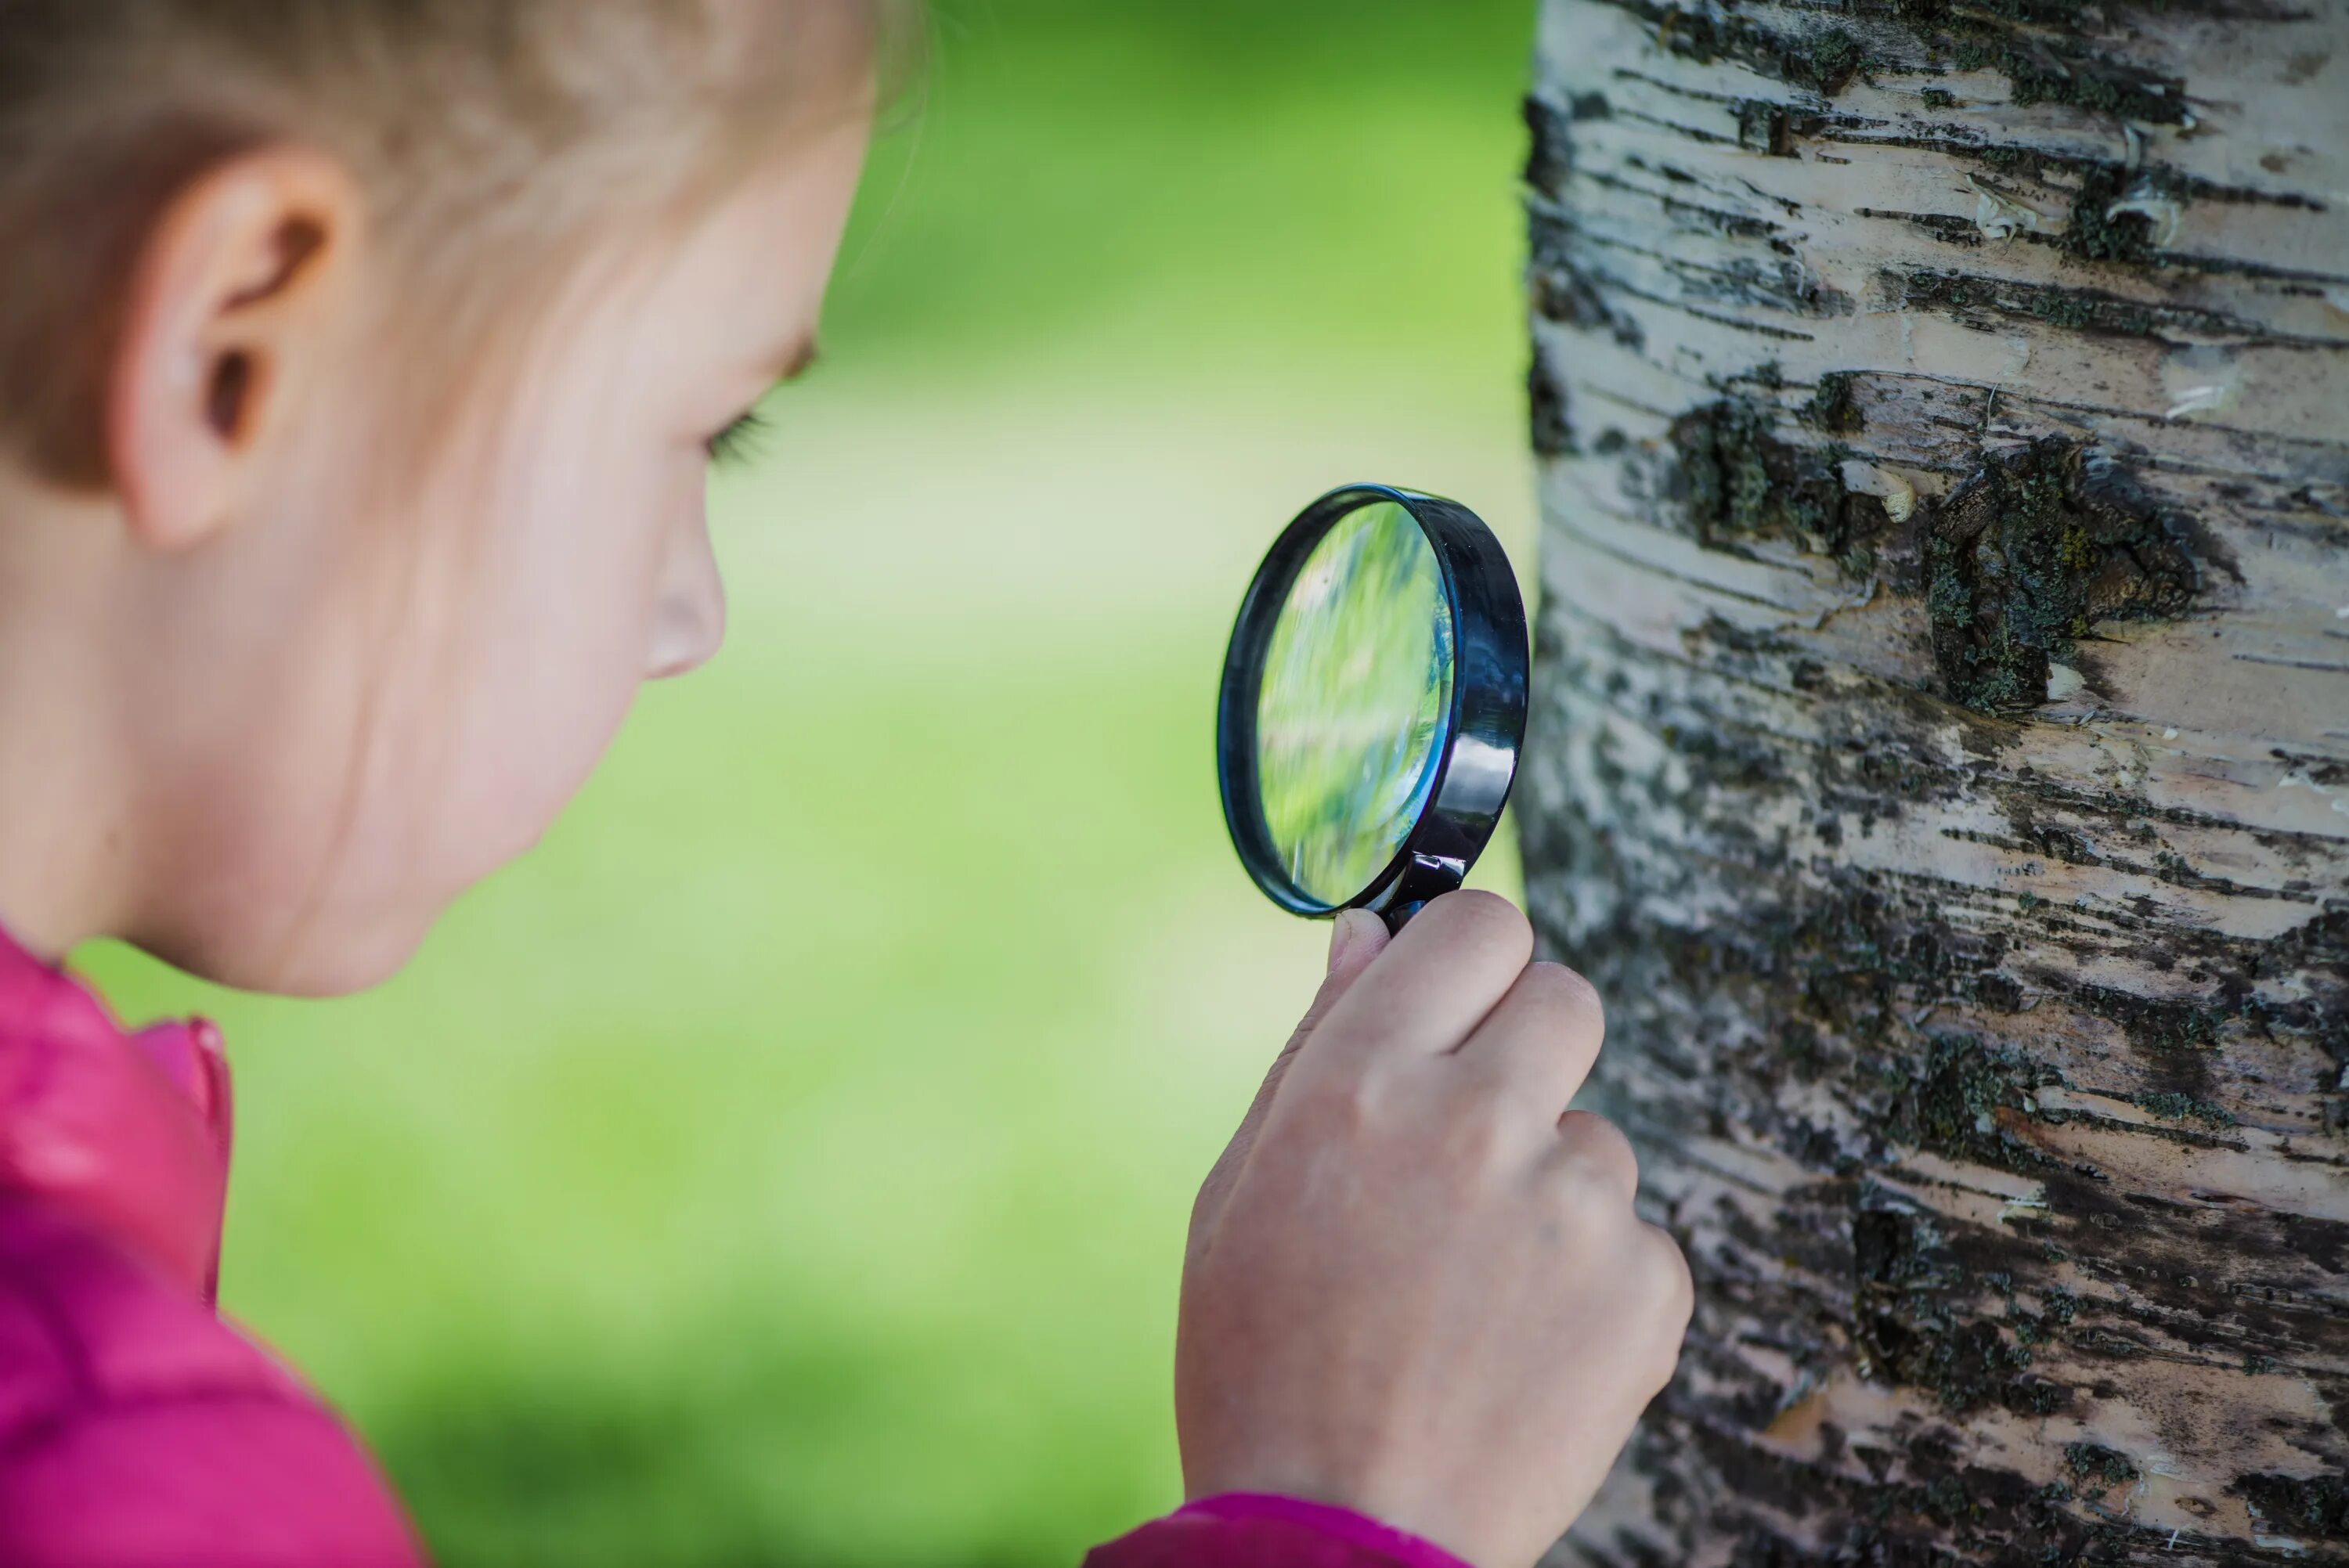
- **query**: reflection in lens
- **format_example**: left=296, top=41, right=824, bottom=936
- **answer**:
left=1255, top=500, right=1454, bottom=906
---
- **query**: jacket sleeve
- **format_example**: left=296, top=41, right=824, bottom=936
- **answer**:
left=1084, top=1494, right=1476, bottom=1568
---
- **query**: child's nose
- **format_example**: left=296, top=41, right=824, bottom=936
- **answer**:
left=644, top=515, right=727, bottom=681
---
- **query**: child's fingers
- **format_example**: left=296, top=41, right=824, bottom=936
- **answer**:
left=1452, top=960, right=1605, bottom=1115
left=1548, top=1108, right=1641, bottom=1207
left=1311, top=891, right=1532, bottom=1067
left=1325, top=906, right=1390, bottom=983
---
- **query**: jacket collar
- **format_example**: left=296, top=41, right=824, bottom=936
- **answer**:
left=0, top=921, right=233, bottom=1301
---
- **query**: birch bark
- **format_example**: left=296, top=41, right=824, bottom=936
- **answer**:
left=1520, top=2, right=2349, bottom=1560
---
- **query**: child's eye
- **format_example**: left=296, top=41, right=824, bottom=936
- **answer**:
left=705, top=408, right=772, bottom=468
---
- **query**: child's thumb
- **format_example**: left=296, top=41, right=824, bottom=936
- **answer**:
left=1325, top=907, right=1389, bottom=982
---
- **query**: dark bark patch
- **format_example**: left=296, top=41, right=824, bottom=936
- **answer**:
left=1656, top=1424, right=2100, bottom=1563
left=1607, top=162, right=1788, bottom=241
left=1887, top=0, right=2117, bottom=24
left=2091, top=992, right=2222, bottom=1099
left=1592, top=0, right=1878, bottom=96
left=1889, top=268, right=2273, bottom=343
left=1736, top=99, right=1818, bottom=156
left=1925, top=438, right=2199, bottom=713
left=1530, top=353, right=1579, bottom=458
left=2134, top=1090, right=2236, bottom=1128
left=1682, top=255, right=1857, bottom=319
left=2062, top=164, right=2192, bottom=266
left=1669, top=398, right=1890, bottom=575
left=1528, top=209, right=1647, bottom=349
left=1857, top=205, right=1989, bottom=247
left=1803, top=371, right=1864, bottom=433
left=2064, top=1441, right=2140, bottom=1498
left=1955, top=38, right=2188, bottom=124
left=1788, top=30, right=1869, bottom=95
left=1522, top=93, right=1576, bottom=193
left=2071, top=983, right=2227, bottom=1058
left=2233, top=1472, right=2349, bottom=1541
left=1878, top=0, right=2191, bottom=123
left=1851, top=1188, right=2060, bottom=1414
left=1892, top=1034, right=2066, bottom=1175
left=1837, top=135, right=2318, bottom=276
left=1525, top=89, right=1620, bottom=194
left=2252, top=910, right=2349, bottom=1094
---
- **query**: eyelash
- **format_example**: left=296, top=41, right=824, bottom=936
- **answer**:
left=705, top=408, right=772, bottom=467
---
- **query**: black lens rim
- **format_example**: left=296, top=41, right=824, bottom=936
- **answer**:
left=1217, top=484, right=1529, bottom=927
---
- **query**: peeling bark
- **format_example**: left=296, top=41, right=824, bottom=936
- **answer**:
left=1520, top=2, right=2349, bottom=1563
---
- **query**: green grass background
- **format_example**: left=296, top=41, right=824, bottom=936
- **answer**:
left=78, top=3, right=1542, bottom=1563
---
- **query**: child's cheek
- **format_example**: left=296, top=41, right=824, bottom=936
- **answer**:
left=420, top=470, right=661, bottom=879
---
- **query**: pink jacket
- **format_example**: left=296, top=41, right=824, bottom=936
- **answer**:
left=0, top=931, right=1464, bottom=1568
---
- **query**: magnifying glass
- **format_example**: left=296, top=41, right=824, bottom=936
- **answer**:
left=1217, top=485, right=1528, bottom=932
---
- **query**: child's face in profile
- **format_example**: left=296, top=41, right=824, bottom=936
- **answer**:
left=146, top=112, right=871, bottom=994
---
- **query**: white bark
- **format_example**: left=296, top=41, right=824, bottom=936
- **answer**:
left=1521, top=2, right=2349, bottom=1561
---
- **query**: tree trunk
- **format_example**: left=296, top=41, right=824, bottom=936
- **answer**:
left=1518, top=3, right=2349, bottom=1562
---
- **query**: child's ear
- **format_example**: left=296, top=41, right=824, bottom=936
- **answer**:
left=106, top=147, right=363, bottom=553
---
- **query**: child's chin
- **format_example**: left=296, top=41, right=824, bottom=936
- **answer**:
left=262, top=928, right=433, bottom=999
left=147, top=912, right=435, bottom=1000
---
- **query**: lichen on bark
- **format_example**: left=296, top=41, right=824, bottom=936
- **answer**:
left=1925, top=437, right=2199, bottom=712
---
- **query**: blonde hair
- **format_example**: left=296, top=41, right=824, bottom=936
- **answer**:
left=0, top=0, right=911, bottom=486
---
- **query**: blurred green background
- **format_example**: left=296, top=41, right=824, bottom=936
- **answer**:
left=81, top=2, right=1541, bottom=1563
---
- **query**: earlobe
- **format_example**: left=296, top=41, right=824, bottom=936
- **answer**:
left=106, top=148, right=360, bottom=554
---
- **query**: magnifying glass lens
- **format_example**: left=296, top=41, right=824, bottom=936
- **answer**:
left=1254, top=501, right=1456, bottom=905
left=1217, top=485, right=1527, bottom=929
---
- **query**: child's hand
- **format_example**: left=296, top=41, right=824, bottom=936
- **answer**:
left=1176, top=891, right=1692, bottom=1568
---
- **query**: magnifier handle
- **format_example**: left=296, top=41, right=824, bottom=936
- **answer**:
left=1364, top=851, right=1470, bottom=934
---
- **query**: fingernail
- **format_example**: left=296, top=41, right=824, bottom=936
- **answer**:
left=1327, top=910, right=1368, bottom=971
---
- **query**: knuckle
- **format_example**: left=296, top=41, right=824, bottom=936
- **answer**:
left=1452, top=1048, right=1521, bottom=1108
left=1427, top=889, right=1532, bottom=953
left=1648, top=1331, right=1687, bottom=1393
left=1633, top=1228, right=1694, bottom=1387
left=1290, top=1060, right=1387, bottom=1141
left=1645, top=1224, right=1696, bottom=1315
left=1553, top=1175, right=1625, bottom=1236
left=1184, top=1188, right=1222, bottom=1252
left=1527, top=960, right=1603, bottom=1016
left=1558, top=1109, right=1640, bottom=1186
left=1528, top=963, right=1606, bottom=1047
left=1438, top=1092, right=1525, bottom=1174
left=1501, top=964, right=1604, bottom=1058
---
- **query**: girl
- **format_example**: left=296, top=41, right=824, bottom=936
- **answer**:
left=0, top=3, right=1691, bottom=1565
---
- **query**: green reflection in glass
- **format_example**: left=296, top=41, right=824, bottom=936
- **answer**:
left=1256, top=501, right=1454, bottom=906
